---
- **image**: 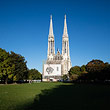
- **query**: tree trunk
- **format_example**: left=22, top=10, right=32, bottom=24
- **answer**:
left=5, top=77, right=8, bottom=84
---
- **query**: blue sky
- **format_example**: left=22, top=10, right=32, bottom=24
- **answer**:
left=0, top=0, right=110, bottom=72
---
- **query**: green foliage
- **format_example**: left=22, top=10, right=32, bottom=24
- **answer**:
left=69, top=74, right=78, bottom=81
left=86, top=59, right=105, bottom=73
left=85, top=59, right=105, bottom=81
left=28, top=69, right=41, bottom=80
left=62, top=74, right=68, bottom=81
left=81, top=65, right=86, bottom=72
left=78, top=60, right=110, bottom=82
left=0, top=48, right=15, bottom=84
left=68, top=60, right=110, bottom=82
left=0, top=48, right=28, bottom=83
left=69, top=66, right=81, bottom=75
left=68, top=66, right=82, bottom=80
left=10, top=51, right=28, bottom=81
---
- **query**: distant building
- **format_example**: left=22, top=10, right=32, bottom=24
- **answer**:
left=42, top=15, right=72, bottom=81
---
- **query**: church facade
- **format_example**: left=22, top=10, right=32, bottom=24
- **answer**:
left=42, top=15, right=72, bottom=81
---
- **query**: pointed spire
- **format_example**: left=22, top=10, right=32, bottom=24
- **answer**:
left=63, top=14, right=68, bottom=37
left=49, top=15, right=54, bottom=37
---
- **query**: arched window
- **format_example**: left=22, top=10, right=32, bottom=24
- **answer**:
left=65, top=42, right=66, bottom=53
left=51, top=41, right=52, bottom=47
left=51, top=41, right=53, bottom=53
left=65, top=42, right=66, bottom=48
left=65, top=49, right=66, bottom=53
left=51, top=49, right=52, bottom=53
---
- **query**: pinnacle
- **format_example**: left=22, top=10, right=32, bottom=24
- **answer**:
left=63, top=15, right=68, bottom=37
left=50, top=15, right=52, bottom=19
left=65, top=14, right=66, bottom=19
left=49, top=15, right=54, bottom=37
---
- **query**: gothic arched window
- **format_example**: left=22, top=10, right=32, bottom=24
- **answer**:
left=51, top=49, right=52, bottom=53
left=51, top=41, right=53, bottom=53
left=65, top=42, right=66, bottom=48
left=51, top=41, right=52, bottom=47
left=65, top=49, right=66, bottom=53
left=65, top=42, right=66, bottom=53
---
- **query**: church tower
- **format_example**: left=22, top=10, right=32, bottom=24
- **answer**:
left=47, top=15, right=55, bottom=60
left=62, top=15, right=71, bottom=74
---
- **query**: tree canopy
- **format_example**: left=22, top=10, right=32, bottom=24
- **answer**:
left=0, top=48, right=28, bottom=84
left=28, top=69, right=41, bottom=80
left=10, top=51, right=28, bottom=81
left=68, top=59, right=110, bottom=82
left=0, top=48, right=15, bottom=84
left=86, top=60, right=105, bottom=73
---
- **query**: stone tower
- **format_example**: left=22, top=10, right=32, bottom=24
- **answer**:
left=62, top=15, right=71, bottom=75
left=47, top=15, right=55, bottom=60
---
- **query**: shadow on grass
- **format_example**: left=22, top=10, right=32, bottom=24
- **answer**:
left=26, top=83, right=110, bottom=110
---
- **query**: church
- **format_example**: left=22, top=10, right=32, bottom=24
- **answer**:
left=42, top=15, right=72, bottom=81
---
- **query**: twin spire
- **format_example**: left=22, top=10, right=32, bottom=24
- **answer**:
left=49, top=15, right=54, bottom=37
left=49, top=15, right=68, bottom=37
left=63, top=15, right=68, bottom=37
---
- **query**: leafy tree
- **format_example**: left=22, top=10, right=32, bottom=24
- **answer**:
left=68, top=66, right=81, bottom=80
left=28, top=69, right=41, bottom=80
left=86, top=59, right=105, bottom=73
left=103, top=62, right=110, bottom=80
left=81, top=65, right=86, bottom=72
left=86, top=59, right=105, bottom=81
left=69, top=74, right=78, bottom=81
left=62, top=74, right=68, bottom=81
left=0, top=48, right=15, bottom=84
left=10, top=51, right=28, bottom=81
left=69, top=66, right=81, bottom=75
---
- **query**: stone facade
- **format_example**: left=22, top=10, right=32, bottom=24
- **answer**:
left=42, top=15, right=72, bottom=81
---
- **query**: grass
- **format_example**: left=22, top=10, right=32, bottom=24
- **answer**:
left=0, top=82, right=110, bottom=110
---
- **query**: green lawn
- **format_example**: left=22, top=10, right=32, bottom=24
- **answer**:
left=0, top=82, right=110, bottom=110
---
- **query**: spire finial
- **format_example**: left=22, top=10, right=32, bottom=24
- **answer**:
left=50, top=15, right=52, bottom=19
left=65, top=14, right=66, bottom=19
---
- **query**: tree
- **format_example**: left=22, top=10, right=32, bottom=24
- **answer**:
left=86, top=59, right=105, bottom=81
left=103, top=62, right=110, bottom=80
left=69, top=66, right=81, bottom=75
left=0, top=48, right=15, bottom=84
left=68, top=66, right=81, bottom=80
left=10, top=51, right=28, bottom=81
left=86, top=59, right=105, bottom=73
left=62, top=74, right=68, bottom=81
left=28, top=69, right=41, bottom=80
left=81, top=65, right=86, bottom=73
